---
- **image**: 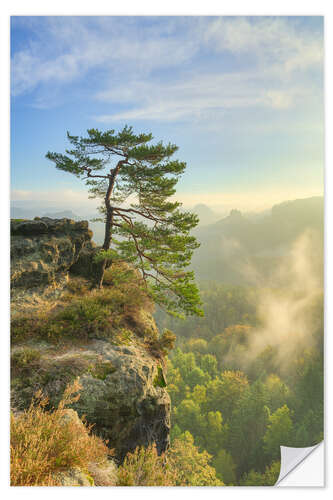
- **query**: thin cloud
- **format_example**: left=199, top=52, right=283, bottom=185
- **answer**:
left=94, top=70, right=315, bottom=123
left=11, top=17, right=323, bottom=118
left=11, top=16, right=198, bottom=97
left=11, top=188, right=99, bottom=210
left=92, top=17, right=322, bottom=123
left=203, top=16, right=323, bottom=72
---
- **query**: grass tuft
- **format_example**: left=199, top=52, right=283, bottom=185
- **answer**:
left=10, top=379, right=112, bottom=486
left=11, top=264, right=152, bottom=345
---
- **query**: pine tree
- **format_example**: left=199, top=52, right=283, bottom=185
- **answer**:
left=46, top=125, right=202, bottom=317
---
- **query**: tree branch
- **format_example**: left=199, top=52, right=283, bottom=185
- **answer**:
left=113, top=206, right=166, bottom=224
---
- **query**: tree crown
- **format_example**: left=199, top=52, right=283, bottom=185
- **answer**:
left=46, top=126, right=203, bottom=317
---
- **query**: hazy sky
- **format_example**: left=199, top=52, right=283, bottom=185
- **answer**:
left=11, top=16, right=324, bottom=213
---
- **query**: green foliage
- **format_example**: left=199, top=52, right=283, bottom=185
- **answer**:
left=184, top=338, right=208, bottom=354
left=88, top=361, right=116, bottom=380
left=173, top=399, right=202, bottom=436
left=204, top=370, right=249, bottom=421
left=117, top=434, right=223, bottom=486
left=11, top=348, right=41, bottom=375
left=291, top=349, right=324, bottom=422
left=168, top=431, right=224, bottom=486
left=155, top=283, right=257, bottom=343
left=292, top=407, right=324, bottom=447
left=65, top=277, right=90, bottom=296
left=117, top=432, right=223, bottom=486
left=200, top=354, right=218, bottom=378
left=226, top=381, right=270, bottom=477
left=264, top=374, right=290, bottom=412
left=186, top=366, right=211, bottom=389
left=149, top=329, right=176, bottom=357
left=153, top=366, right=167, bottom=388
left=102, top=262, right=141, bottom=288
left=46, top=125, right=203, bottom=317
left=165, top=292, right=323, bottom=485
left=93, top=249, right=118, bottom=264
left=263, top=405, right=293, bottom=460
left=116, top=444, right=174, bottom=486
left=240, top=461, right=281, bottom=486
left=212, top=449, right=237, bottom=485
left=11, top=270, right=149, bottom=346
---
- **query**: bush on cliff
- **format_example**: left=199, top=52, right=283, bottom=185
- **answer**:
left=11, top=264, right=176, bottom=361
left=117, top=432, right=223, bottom=486
left=10, top=380, right=111, bottom=486
left=12, top=264, right=154, bottom=344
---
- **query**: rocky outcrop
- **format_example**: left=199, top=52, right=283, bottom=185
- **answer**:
left=10, top=217, right=171, bottom=463
left=55, top=409, right=118, bottom=486
left=53, top=467, right=94, bottom=486
left=11, top=340, right=170, bottom=461
left=11, top=217, right=93, bottom=289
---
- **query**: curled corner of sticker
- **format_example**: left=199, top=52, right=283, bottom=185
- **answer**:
left=275, top=441, right=324, bottom=486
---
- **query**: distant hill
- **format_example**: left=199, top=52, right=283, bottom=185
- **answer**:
left=10, top=204, right=105, bottom=244
left=11, top=206, right=39, bottom=220
left=11, top=197, right=323, bottom=277
left=11, top=206, right=79, bottom=220
left=190, top=204, right=222, bottom=226
left=43, top=210, right=80, bottom=220
left=191, top=197, right=324, bottom=284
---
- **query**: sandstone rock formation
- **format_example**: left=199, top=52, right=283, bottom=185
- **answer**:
left=10, top=217, right=171, bottom=463
left=11, top=217, right=93, bottom=289
left=11, top=341, right=170, bottom=460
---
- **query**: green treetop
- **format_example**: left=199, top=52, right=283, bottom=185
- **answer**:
left=46, top=125, right=203, bottom=317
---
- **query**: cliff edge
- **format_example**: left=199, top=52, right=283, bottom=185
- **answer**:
left=10, top=218, right=171, bottom=463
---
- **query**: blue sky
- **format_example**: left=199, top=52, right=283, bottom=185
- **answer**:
left=11, top=16, right=324, bottom=214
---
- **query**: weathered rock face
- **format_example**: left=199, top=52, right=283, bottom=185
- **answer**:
left=11, top=341, right=171, bottom=461
left=10, top=217, right=171, bottom=462
left=11, top=217, right=93, bottom=289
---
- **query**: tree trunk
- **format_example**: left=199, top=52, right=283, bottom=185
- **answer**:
left=93, top=159, right=126, bottom=289
left=94, top=207, right=114, bottom=288
left=95, top=258, right=107, bottom=289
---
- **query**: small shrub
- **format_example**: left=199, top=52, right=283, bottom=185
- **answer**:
left=153, top=366, right=167, bottom=388
left=88, top=361, right=116, bottom=380
left=149, top=329, right=176, bottom=356
left=11, top=315, right=43, bottom=344
left=10, top=379, right=111, bottom=486
left=159, top=329, right=176, bottom=353
left=11, top=348, right=41, bottom=374
left=66, top=277, right=90, bottom=296
left=102, top=262, right=139, bottom=287
left=117, top=444, right=175, bottom=486
left=115, top=328, right=132, bottom=345
left=11, top=268, right=151, bottom=345
left=117, top=432, right=223, bottom=486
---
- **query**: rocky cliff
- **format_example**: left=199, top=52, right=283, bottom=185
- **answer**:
left=10, top=218, right=171, bottom=464
left=11, top=217, right=93, bottom=289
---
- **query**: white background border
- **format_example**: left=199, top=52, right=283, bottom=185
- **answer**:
left=1, top=0, right=331, bottom=497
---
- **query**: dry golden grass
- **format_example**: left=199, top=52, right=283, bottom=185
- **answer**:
left=11, top=264, right=154, bottom=346
left=117, top=434, right=223, bottom=486
left=117, top=444, right=175, bottom=486
left=10, top=379, right=111, bottom=486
